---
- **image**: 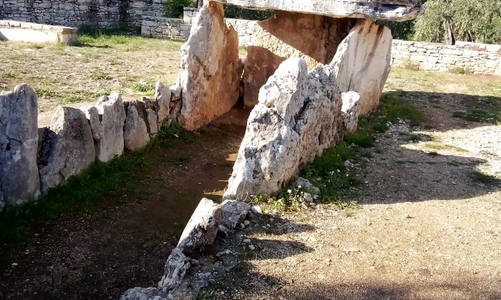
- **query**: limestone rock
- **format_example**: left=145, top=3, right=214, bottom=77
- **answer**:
left=214, top=0, right=423, bottom=21
left=39, top=106, right=95, bottom=193
left=177, top=2, right=242, bottom=130
left=243, top=12, right=356, bottom=106
left=341, top=91, right=361, bottom=133
left=123, top=102, right=151, bottom=151
left=331, top=19, right=392, bottom=114
left=0, top=84, right=40, bottom=207
left=220, top=200, right=251, bottom=229
left=158, top=248, right=191, bottom=291
left=155, top=82, right=172, bottom=126
left=85, top=106, right=103, bottom=141
left=177, top=198, right=222, bottom=254
left=93, top=93, right=126, bottom=162
left=146, top=108, right=159, bottom=137
left=224, top=58, right=344, bottom=200
left=120, top=287, right=168, bottom=300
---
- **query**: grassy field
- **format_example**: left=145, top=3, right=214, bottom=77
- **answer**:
left=0, top=30, right=184, bottom=112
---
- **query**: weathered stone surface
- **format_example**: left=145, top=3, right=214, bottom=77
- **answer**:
left=91, top=93, right=126, bottom=162
left=177, top=198, right=222, bottom=254
left=0, top=84, right=40, bottom=207
left=214, top=0, right=423, bottom=21
left=155, top=82, right=171, bottom=126
left=176, top=2, right=242, bottom=130
left=146, top=108, right=159, bottom=137
left=123, top=102, right=151, bottom=151
left=39, top=106, right=95, bottom=193
left=220, top=200, right=251, bottom=229
left=158, top=248, right=191, bottom=291
left=341, top=91, right=361, bottom=133
left=120, top=287, right=168, bottom=300
left=224, top=58, right=344, bottom=201
left=331, top=19, right=392, bottom=114
left=243, top=11, right=356, bottom=106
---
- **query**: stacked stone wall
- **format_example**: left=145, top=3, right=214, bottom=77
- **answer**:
left=392, top=40, right=501, bottom=75
left=0, top=0, right=164, bottom=29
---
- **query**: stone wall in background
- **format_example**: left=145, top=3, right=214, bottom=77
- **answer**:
left=141, top=8, right=257, bottom=44
left=392, top=40, right=501, bottom=75
left=0, top=0, right=165, bottom=30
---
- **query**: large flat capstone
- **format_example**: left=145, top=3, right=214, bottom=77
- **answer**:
left=214, top=0, right=423, bottom=21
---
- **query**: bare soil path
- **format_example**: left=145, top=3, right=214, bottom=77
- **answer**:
left=199, top=69, right=501, bottom=300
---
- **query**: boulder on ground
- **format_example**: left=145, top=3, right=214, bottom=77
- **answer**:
left=331, top=19, right=392, bottom=114
left=39, top=106, right=95, bottom=193
left=221, top=200, right=251, bottom=229
left=0, top=84, right=40, bottom=208
left=158, top=248, right=191, bottom=292
left=120, top=287, right=168, bottom=300
left=341, top=91, right=361, bottom=133
left=177, top=198, right=222, bottom=254
left=176, top=1, right=242, bottom=130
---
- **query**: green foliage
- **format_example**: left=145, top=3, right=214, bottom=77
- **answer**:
left=414, top=0, right=501, bottom=44
left=164, top=0, right=193, bottom=18
left=376, top=20, right=416, bottom=40
left=448, top=66, right=472, bottom=75
left=224, top=4, right=273, bottom=20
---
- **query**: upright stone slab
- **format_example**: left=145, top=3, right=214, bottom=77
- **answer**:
left=243, top=12, right=356, bottom=106
left=39, top=106, right=95, bottom=193
left=123, top=102, right=151, bottom=151
left=330, top=19, right=392, bottom=114
left=176, top=1, right=242, bottom=131
left=0, top=84, right=40, bottom=208
left=224, top=58, right=344, bottom=201
left=93, top=92, right=126, bottom=162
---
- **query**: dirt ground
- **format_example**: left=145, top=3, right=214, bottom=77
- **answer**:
left=199, top=71, right=501, bottom=300
left=1, top=44, right=501, bottom=300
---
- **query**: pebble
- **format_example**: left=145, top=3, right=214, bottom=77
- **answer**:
left=11, top=263, right=18, bottom=267
left=248, top=245, right=255, bottom=251
left=243, top=239, right=251, bottom=244
left=243, top=220, right=250, bottom=226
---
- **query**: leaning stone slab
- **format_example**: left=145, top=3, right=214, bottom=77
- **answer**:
left=39, top=106, right=95, bottom=194
left=0, top=84, right=40, bottom=208
left=158, top=248, right=191, bottom=292
left=176, top=2, right=242, bottom=130
left=177, top=198, right=222, bottom=255
left=224, top=58, right=344, bottom=201
left=331, top=19, right=392, bottom=114
left=92, top=93, right=126, bottom=162
left=214, top=0, right=423, bottom=21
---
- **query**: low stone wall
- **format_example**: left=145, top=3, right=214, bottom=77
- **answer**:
left=0, top=82, right=180, bottom=212
left=0, top=20, right=77, bottom=45
left=392, top=40, right=501, bottom=75
left=141, top=8, right=257, bottom=45
left=0, top=0, right=159, bottom=30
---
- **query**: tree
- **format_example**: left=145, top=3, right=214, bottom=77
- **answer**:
left=414, top=0, right=501, bottom=44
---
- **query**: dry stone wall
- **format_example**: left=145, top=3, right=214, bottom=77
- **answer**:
left=0, top=0, right=161, bottom=29
left=392, top=40, right=501, bottom=75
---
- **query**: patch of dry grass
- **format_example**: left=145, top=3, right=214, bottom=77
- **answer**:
left=0, top=33, right=183, bottom=112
